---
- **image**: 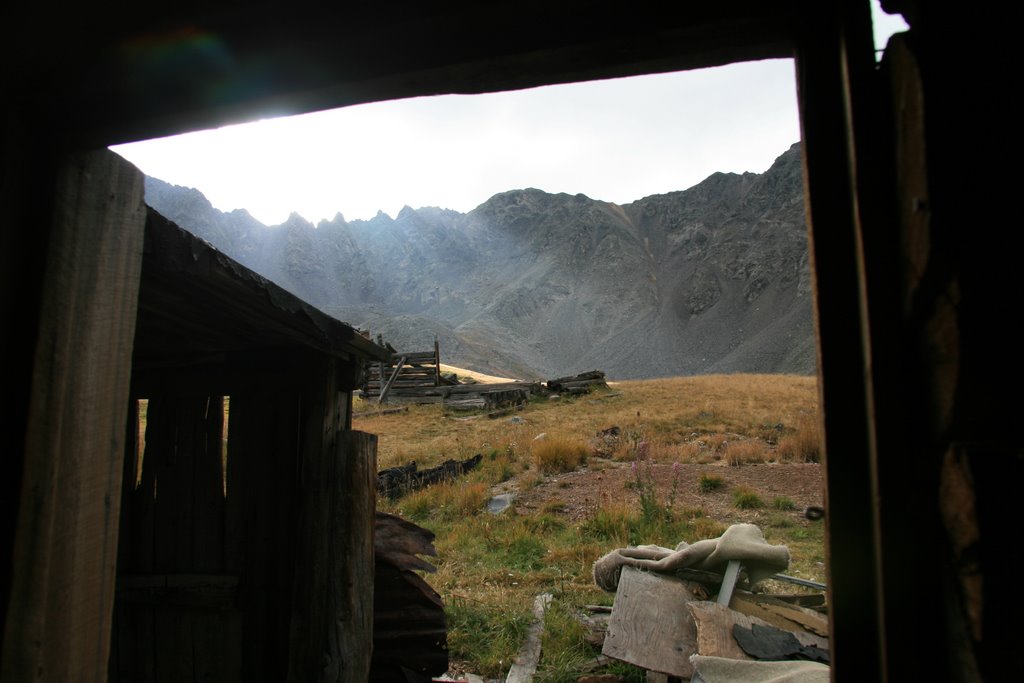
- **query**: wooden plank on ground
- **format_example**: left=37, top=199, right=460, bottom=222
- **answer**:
left=686, top=601, right=829, bottom=660
left=506, top=593, right=552, bottom=683
left=602, top=566, right=699, bottom=679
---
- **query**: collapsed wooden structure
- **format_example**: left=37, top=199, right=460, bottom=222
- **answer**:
left=362, top=339, right=454, bottom=403
left=3, top=2, right=1016, bottom=681
left=358, top=339, right=549, bottom=410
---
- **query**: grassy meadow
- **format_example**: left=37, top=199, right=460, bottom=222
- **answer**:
left=356, top=374, right=826, bottom=681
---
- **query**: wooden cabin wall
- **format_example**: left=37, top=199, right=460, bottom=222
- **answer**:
left=1, top=150, right=146, bottom=682
left=113, top=395, right=240, bottom=682
left=113, top=354, right=375, bottom=682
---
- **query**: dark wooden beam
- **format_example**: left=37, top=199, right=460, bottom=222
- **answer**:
left=3, top=2, right=796, bottom=148
left=1, top=150, right=145, bottom=681
left=793, top=2, right=883, bottom=680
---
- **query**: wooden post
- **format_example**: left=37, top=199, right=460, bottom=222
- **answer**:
left=288, top=428, right=377, bottom=681
left=433, top=338, right=441, bottom=387
left=1, top=150, right=145, bottom=682
left=793, top=1, right=897, bottom=680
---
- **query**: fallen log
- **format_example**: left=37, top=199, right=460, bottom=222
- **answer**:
left=377, top=454, right=484, bottom=499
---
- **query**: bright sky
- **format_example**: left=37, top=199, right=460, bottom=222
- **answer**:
left=111, top=4, right=907, bottom=226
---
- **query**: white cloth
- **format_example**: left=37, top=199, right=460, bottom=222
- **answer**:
left=592, top=523, right=790, bottom=591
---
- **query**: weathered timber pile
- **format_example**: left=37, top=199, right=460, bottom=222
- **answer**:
left=377, top=454, right=483, bottom=499
left=546, top=370, right=609, bottom=395
left=443, top=387, right=530, bottom=412
left=377, top=380, right=543, bottom=407
left=371, top=512, right=447, bottom=682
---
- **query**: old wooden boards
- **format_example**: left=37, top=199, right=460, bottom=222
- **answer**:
left=371, top=512, right=447, bottom=682
left=602, top=567, right=699, bottom=679
left=506, top=594, right=553, bottom=683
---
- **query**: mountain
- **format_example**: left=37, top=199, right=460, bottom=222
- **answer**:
left=142, top=142, right=815, bottom=380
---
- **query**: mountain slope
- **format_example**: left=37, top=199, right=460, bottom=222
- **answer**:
left=142, top=142, right=814, bottom=379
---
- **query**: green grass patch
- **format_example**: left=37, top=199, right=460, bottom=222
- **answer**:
left=732, top=485, right=764, bottom=510
left=698, top=473, right=725, bottom=493
left=772, top=496, right=796, bottom=511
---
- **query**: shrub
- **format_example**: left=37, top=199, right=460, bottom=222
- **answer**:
left=732, top=485, right=764, bottom=510
left=698, top=473, right=725, bottom=493
left=725, top=439, right=768, bottom=466
left=772, top=496, right=796, bottom=511
left=776, top=415, right=822, bottom=463
left=532, top=436, right=589, bottom=474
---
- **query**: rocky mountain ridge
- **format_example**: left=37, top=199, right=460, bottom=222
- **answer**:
left=142, top=142, right=815, bottom=379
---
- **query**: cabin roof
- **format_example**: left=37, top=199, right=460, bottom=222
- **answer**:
left=132, top=207, right=388, bottom=372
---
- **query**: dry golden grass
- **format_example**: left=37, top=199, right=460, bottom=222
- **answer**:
left=776, top=413, right=823, bottom=463
left=725, top=438, right=769, bottom=466
left=356, top=374, right=819, bottom=470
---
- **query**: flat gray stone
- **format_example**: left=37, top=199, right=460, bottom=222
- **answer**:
left=487, top=493, right=516, bottom=514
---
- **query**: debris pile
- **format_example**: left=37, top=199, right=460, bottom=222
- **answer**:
left=372, top=512, right=448, bottom=682
left=584, top=523, right=829, bottom=682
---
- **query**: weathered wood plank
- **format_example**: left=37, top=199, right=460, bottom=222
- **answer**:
left=506, top=593, right=552, bottom=683
left=377, top=355, right=408, bottom=403
left=686, top=600, right=829, bottom=660
left=115, top=574, right=239, bottom=607
left=730, top=591, right=830, bottom=638
left=602, top=567, right=698, bottom=678
left=2, top=150, right=145, bottom=683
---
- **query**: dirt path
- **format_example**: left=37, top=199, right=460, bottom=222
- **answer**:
left=494, top=459, right=825, bottom=525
